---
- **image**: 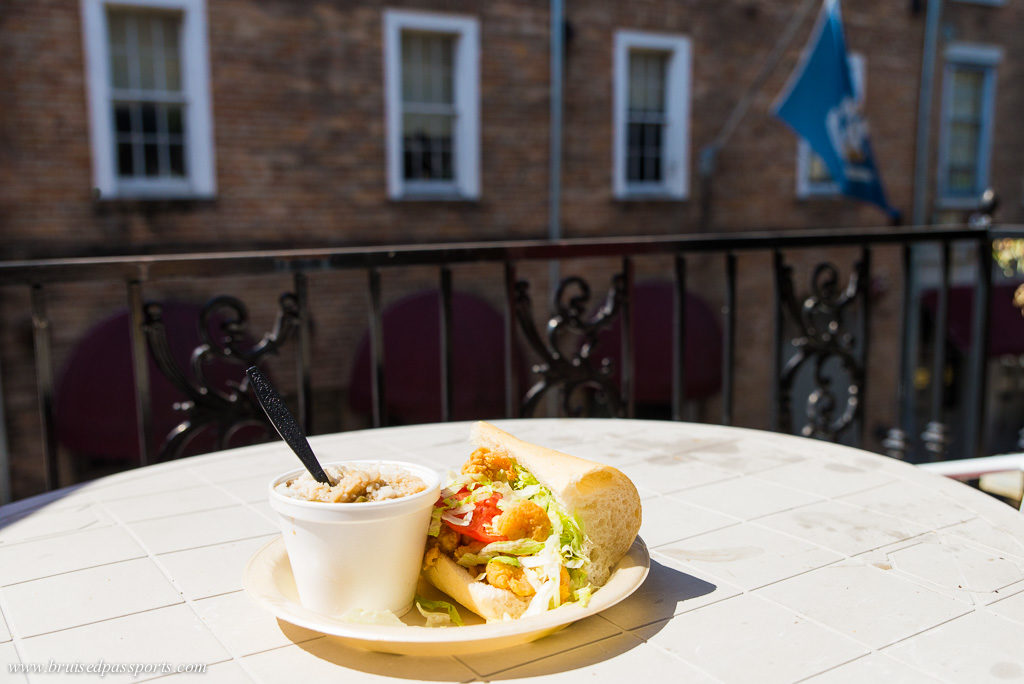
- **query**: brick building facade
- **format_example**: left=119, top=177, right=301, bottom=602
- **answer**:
left=1, top=0, right=1022, bottom=499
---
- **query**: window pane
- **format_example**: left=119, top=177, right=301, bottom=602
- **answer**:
left=808, top=153, right=833, bottom=184
left=951, top=68, right=984, bottom=119
left=141, top=103, right=158, bottom=135
left=164, top=56, right=181, bottom=92
left=626, top=122, right=664, bottom=182
left=943, top=64, right=988, bottom=197
left=117, top=142, right=135, bottom=176
left=167, top=105, right=184, bottom=135
left=108, top=11, right=128, bottom=52
left=169, top=143, right=185, bottom=176
left=402, top=113, right=454, bottom=181
left=137, top=15, right=157, bottom=90
left=628, top=50, right=667, bottom=116
left=949, top=121, right=980, bottom=166
left=162, top=16, right=181, bottom=91
left=948, top=167, right=976, bottom=194
left=113, top=104, right=133, bottom=134
left=144, top=143, right=160, bottom=176
left=626, top=49, right=668, bottom=184
left=110, top=54, right=131, bottom=90
left=402, top=31, right=454, bottom=105
left=107, top=8, right=183, bottom=93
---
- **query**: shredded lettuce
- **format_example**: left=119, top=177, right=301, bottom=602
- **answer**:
left=456, top=552, right=492, bottom=568
left=510, top=464, right=591, bottom=574
left=427, top=507, right=443, bottom=537
left=414, top=596, right=464, bottom=627
left=572, top=585, right=593, bottom=607
left=457, top=553, right=522, bottom=568
left=437, top=461, right=596, bottom=612
left=480, top=539, right=546, bottom=556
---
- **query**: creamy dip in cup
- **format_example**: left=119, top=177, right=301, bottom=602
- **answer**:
left=269, top=460, right=441, bottom=618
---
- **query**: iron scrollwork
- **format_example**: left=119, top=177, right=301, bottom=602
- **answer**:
left=776, top=259, right=867, bottom=441
left=143, top=293, right=301, bottom=460
left=513, top=274, right=627, bottom=418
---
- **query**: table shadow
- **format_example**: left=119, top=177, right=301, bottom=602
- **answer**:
left=286, top=559, right=716, bottom=680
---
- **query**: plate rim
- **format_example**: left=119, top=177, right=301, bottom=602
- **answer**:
left=244, top=534, right=650, bottom=646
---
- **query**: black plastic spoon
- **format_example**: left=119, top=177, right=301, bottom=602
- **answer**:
left=246, top=366, right=333, bottom=485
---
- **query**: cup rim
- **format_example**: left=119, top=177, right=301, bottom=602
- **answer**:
left=268, top=459, right=441, bottom=512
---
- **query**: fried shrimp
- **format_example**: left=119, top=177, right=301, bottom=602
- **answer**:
left=436, top=525, right=459, bottom=554
left=422, top=544, right=440, bottom=569
left=461, top=447, right=517, bottom=483
left=486, top=560, right=535, bottom=597
left=493, top=499, right=551, bottom=541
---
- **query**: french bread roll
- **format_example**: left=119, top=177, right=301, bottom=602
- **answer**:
left=469, top=421, right=642, bottom=586
left=423, top=554, right=531, bottom=621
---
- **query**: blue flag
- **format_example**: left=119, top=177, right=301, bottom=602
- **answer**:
left=773, top=0, right=898, bottom=220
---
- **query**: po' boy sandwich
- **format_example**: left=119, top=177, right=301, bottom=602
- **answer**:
left=421, top=421, right=642, bottom=621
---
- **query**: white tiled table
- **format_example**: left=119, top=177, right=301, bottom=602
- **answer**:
left=2, top=419, right=1024, bottom=683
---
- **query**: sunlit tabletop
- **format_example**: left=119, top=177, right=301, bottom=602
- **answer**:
left=2, top=419, right=1024, bottom=683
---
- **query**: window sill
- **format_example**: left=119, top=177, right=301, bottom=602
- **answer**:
left=935, top=196, right=983, bottom=211
left=390, top=194, right=480, bottom=203
left=95, top=180, right=216, bottom=203
left=614, top=194, right=688, bottom=203
left=93, top=192, right=217, bottom=211
left=796, top=192, right=844, bottom=201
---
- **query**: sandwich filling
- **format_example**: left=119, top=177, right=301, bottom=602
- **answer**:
left=423, top=447, right=594, bottom=616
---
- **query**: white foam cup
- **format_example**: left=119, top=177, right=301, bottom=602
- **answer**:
left=268, top=460, right=441, bottom=617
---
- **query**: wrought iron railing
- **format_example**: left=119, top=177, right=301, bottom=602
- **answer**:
left=0, top=224, right=1013, bottom=501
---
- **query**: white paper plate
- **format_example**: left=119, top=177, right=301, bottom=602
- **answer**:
left=244, top=535, right=650, bottom=655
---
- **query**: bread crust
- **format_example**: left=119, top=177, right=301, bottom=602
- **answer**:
left=470, top=421, right=642, bottom=586
left=423, top=421, right=642, bottom=620
left=423, top=554, right=530, bottom=621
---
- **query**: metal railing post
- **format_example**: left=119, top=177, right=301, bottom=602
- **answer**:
left=921, top=241, right=952, bottom=460
left=127, top=279, right=154, bottom=467
left=963, top=234, right=993, bottom=458
left=293, top=272, right=313, bottom=435
left=30, top=284, right=60, bottom=489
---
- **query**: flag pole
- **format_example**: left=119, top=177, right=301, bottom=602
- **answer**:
left=698, top=0, right=821, bottom=231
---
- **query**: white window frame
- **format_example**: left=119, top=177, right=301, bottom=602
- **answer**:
left=383, top=9, right=480, bottom=200
left=952, top=0, right=1005, bottom=6
left=613, top=30, right=692, bottom=200
left=937, top=43, right=1001, bottom=209
left=796, top=52, right=866, bottom=198
left=81, top=0, right=215, bottom=200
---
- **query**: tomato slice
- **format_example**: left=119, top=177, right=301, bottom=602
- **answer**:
left=439, top=489, right=508, bottom=543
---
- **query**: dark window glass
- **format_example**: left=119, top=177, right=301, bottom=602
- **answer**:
left=107, top=8, right=187, bottom=182
left=943, top=65, right=988, bottom=198
left=169, top=143, right=185, bottom=176
left=117, top=142, right=134, bottom=175
left=626, top=50, right=668, bottom=184
left=114, top=105, right=132, bottom=134
left=401, top=31, right=457, bottom=183
left=144, top=143, right=160, bottom=176
left=141, top=103, right=158, bottom=134
left=167, top=105, right=183, bottom=135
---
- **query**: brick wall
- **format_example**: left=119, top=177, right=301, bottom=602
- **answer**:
left=1, top=0, right=1021, bottom=499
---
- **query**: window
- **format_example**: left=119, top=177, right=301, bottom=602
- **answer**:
left=384, top=10, right=479, bottom=200
left=613, top=31, right=691, bottom=199
left=796, top=53, right=866, bottom=198
left=938, top=44, right=1000, bottom=208
left=82, top=0, right=215, bottom=199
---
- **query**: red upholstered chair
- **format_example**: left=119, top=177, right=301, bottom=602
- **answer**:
left=349, top=291, right=522, bottom=425
left=55, top=302, right=265, bottom=470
